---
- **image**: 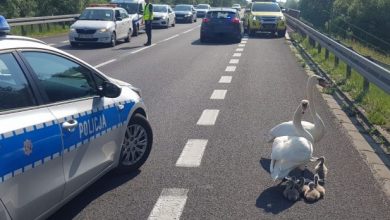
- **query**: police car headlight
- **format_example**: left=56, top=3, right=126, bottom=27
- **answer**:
left=277, top=16, right=285, bottom=21
left=129, top=85, right=142, bottom=97
left=70, top=28, right=76, bottom=32
left=252, top=16, right=257, bottom=21
left=162, top=15, right=167, bottom=19
left=98, top=28, right=108, bottom=33
left=184, top=14, right=191, bottom=17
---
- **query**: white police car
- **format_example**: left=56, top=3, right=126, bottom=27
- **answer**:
left=0, top=16, right=152, bottom=220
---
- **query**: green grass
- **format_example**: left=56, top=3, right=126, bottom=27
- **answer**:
left=10, top=23, right=70, bottom=38
left=292, top=33, right=390, bottom=132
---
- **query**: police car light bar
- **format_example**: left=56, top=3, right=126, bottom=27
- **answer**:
left=0, top=16, right=10, bottom=36
left=88, top=3, right=118, bottom=8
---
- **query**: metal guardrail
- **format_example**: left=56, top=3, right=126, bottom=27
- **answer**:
left=285, top=14, right=390, bottom=94
left=7, top=14, right=79, bottom=26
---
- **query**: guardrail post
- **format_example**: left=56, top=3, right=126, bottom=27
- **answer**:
left=21, top=26, right=26, bottom=36
left=325, top=49, right=329, bottom=60
left=309, top=37, right=315, bottom=47
left=334, top=56, right=339, bottom=67
left=317, top=43, right=322, bottom=54
left=363, top=78, right=370, bottom=92
left=38, top=24, right=43, bottom=33
left=30, top=24, right=34, bottom=33
left=346, top=65, right=352, bottom=78
left=62, top=22, right=66, bottom=29
left=46, top=23, right=50, bottom=31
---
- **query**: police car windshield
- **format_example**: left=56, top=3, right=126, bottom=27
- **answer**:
left=175, top=5, right=191, bottom=11
left=153, top=6, right=168, bottom=13
left=252, top=3, right=280, bottom=12
left=116, top=3, right=138, bottom=14
left=79, top=9, right=114, bottom=21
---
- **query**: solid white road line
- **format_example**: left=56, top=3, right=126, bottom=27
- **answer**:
left=225, top=66, right=236, bottom=72
left=230, top=59, right=239, bottom=64
left=131, top=43, right=157, bottom=54
left=148, top=188, right=189, bottom=220
left=241, top=41, right=247, bottom=44
left=236, top=48, right=244, bottom=52
left=176, top=139, right=208, bottom=167
left=183, top=28, right=196, bottom=34
left=210, top=90, right=227, bottom=100
left=48, top=43, right=56, bottom=46
left=61, top=40, right=69, bottom=44
left=197, top=109, right=220, bottom=125
left=238, top=44, right=245, bottom=47
left=94, top=59, right=116, bottom=68
left=233, top=53, right=242, bottom=57
left=219, top=76, right=232, bottom=83
left=160, top=34, right=180, bottom=42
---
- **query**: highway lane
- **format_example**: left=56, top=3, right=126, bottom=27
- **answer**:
left=48, top=23, right=390, bottom=219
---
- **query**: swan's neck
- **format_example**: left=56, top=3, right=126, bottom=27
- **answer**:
left=293, top=105, right=314, bottom=143
left=307, top=76, right=325, bottom=137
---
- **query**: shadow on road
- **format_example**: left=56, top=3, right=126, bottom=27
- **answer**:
left=256, top=185, right=295, bottom=214
left=260, top=158, right=315, bottom=179
left=115, top=45, right=144, bottom=50
left=48, top=170, right=141, bottom=220
left=260, top=157, right=271, bottom=174
left=191, top=39, right=238, bottom=46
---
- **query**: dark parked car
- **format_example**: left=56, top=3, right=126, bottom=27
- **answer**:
left=174, top=4, right=197, bottom=23
left=200, top=8, right=244, bottom=43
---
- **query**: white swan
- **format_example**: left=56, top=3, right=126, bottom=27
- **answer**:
left=267, top=75, right=328, bottom=143
left=270, top=100, right=318, bottom=181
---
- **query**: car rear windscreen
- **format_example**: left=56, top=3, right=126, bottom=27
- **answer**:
left=207, top=11, right=236, bottom=19
left=252, top=3, right=280, bottom=12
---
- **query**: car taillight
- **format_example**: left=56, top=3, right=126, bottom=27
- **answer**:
left=232, top=17, right=240, bottom=24
left=202, top=18, right=209, bottom=23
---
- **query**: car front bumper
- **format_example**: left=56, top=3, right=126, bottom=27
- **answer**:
left=69, top=31, right=112, bottom=44
left=175, top=16, right=192, bottom=22
left=152, top=18, right=169, bottom=26
left=249, top=20, right=286, bottom=32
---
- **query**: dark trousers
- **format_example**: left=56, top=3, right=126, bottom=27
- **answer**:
left=145, top=20, right=152, bottom=44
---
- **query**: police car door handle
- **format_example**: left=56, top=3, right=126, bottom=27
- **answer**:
left=62, top=119, right=78, bottom=132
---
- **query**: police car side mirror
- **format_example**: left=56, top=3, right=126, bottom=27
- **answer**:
left=74, top=16, right=79, bottom=20
left=116, top=16, right=122, bottom=21
left=99, top=81, right=122, bottom=98
left=245, top=9, right=250, bottom=13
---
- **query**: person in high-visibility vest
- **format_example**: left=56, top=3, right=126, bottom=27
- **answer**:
left=143, top=0, right=153, bottom=46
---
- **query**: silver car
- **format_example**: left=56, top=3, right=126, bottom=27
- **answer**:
left=69, top=5, right=133, bottom=47
left=152, top=4, right=176, bottom=28
left=0, top=18, right=153, bottom=220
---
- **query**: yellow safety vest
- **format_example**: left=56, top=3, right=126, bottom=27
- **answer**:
left=144, top=3, right=153, bottom=21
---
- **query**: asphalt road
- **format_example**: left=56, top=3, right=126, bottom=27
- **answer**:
left=47, top=21, right=390, bottom=219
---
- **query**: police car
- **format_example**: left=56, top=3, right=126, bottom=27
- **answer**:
left=0, top=16, right=153, bottom=220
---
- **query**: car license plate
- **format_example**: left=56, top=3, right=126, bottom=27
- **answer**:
left=79, top=34, right=92, bottom=38
left=176, top=17, right=183, bottom=19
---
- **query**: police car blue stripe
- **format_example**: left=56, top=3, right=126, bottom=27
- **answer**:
left=0, top=101, right=136, bottom=183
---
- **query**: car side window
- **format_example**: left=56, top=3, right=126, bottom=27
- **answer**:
left=0, top=53, right=36, bottom=112
left=120, top=9, right=129, bottom=18
left=115, top=10, right=121, bottom=19
left=22, top=52, right=99, bottom=103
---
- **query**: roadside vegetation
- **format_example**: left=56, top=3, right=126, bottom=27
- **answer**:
left=10, top=24, right=70, bottom=38
left=292, top=32, right=390, bottom=132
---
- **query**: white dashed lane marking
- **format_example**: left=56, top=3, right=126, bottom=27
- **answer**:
left=61, top=40, right=69, bottom=44
left=236, top=48, right=244, bottom=52
left=219, top=76, right=232, bottom=83
left=225, top=66, right=236, bottom=72
left=148, top=188, right=189, bottom=220
left=94, top=59, right=117, bottom=68
left=241, top=40, right=247, bottom=44
left=197, top=109, right=220, bottom=126
left=131, top=43, right=157, bottom=54
left=229, top=59, right=239, bottom=64
left=233, top=53, right=241, bottom=57
left=238, top=44, right=245, bottom=47
left=48, top=43, right=56, bottom=46
left=160, top=34, right=179, bottom=43
left=210, top=90, right=227, bottom=100
left=176, top=139, right=208, bottom=167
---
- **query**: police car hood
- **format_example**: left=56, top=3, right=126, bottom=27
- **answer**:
left=174, top=10, right=192, bottom=15
left=71, top=20, right=113, bottom=29
left=153, top=12, right=168, bottom=18
left=108, top=77, right=131, bottom=87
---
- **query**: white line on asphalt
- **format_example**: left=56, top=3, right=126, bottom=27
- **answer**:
left=229, top=59, right=239, bottom=64
left=236, top=48, right=244, bottom=52
left=183, top=28, right=195, bottom=34
left=241, top=41, right=247, bottom=44
left=148, top=188, right=189, bottom=220
left=160, top=34, right=180, bottom=43
left=94, top=59, right=116, bottom=68
left=48, top=43, right=56, bottom=46
left=242, top=38, right=248, bottom=41
left=225, top=66, right=236, bottom=72
left=219, top=76, right=232, bottom=83
left=176, top=139, right=208, bottom=167
left=197, top=109, right=220, bottom=125
left=285, top=32, right=290, bottom=40
left=210, top=90, right=227, bottom=100
left=233, top=53, right=242, bottom=57
left=61, top=40, right=69, bottom=44
left=131, top=43, right=157, bottom=54
left=238, top=44, right=245, bottom=47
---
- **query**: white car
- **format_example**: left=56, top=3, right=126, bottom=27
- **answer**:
left=69, top=4, right=133, bottom=47
left=0, top=17, right=153, bottom=220
left=196, top=4, right=211, bottom=18
left=232, top=4, right=242, bottom=11
left=152, top=4, right=176, bottom=28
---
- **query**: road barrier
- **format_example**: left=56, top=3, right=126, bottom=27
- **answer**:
left=285, top=14, right=390, bottom=94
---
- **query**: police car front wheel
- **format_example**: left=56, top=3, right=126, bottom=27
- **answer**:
left=117, top=114, right=153, bottom=173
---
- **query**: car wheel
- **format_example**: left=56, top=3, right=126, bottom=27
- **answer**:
left=172, top=20, right=175, bottom=27
left=200, top=35, right=207, bottom=43
left=278, top=29, right=286, bottom=38
left=249, top=28, right=255, bottom=37
left=116, top=114, right=153, bottom=173
left=194, top=17, right=197, bottom=22
left=70, top=42, right=78, bottom=47
left=125, top=29, right=131, bottom=42
left=166, top=19, right=169, bottom=28
left=132, top=25, right=139, bottom=36
left=110, top=32, right=116, bottom=47
left=234, top=35, right=242, bottom=43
